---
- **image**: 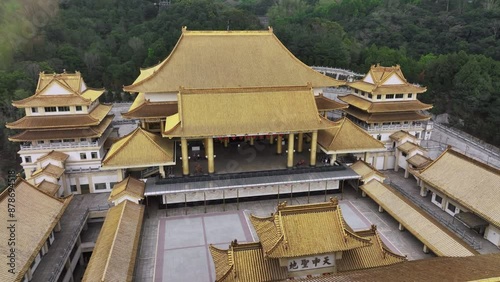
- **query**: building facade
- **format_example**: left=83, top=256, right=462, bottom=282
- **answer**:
left=6, top=72, right=121, bottom=195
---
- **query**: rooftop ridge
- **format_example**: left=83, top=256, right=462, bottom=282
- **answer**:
left=179, top=84, right=312, bottom=94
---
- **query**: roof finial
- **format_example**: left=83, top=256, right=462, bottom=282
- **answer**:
left=268, top=26, right=273, bottom=33
left=277, top=201, right=287, bottom=210
left=182, top=26, right=187, bottom=33
left=329, top=197, right=339, bottom=207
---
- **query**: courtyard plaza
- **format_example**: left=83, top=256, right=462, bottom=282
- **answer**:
left=135, top=185, right=438, bottom=282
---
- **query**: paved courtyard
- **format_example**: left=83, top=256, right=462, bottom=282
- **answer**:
left=135, top=184, right=436, bottom=282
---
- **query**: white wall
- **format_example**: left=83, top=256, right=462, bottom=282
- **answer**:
left=163, top=180, right=339, bottom=204
left=484, top=225, right=500, bottom=247
left=144, top=92, right=177, bottom=102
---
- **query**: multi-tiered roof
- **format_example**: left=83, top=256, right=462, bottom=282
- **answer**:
left=340, top=65, right=432, bottom=124
left=7, top=72, right=113, bottom=141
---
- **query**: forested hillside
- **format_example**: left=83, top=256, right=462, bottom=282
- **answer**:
left=1, top=0, right=499, bottom=186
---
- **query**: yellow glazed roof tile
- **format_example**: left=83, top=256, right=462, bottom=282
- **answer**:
left=164, top=86, right=334, bottom=138
left=82, top=200, right=144, bottom=282
left=124, top=28, right=343, bottom=93
left=360, top=180, right=478, bottom=257
left=250, top=199, right=371, bottom=259
left=416, top=148, right=500, bottom=228
left=317, top=118, right=385, bottom=153
left=0, top=178, right=71, bottom=281
left=103, top=127, right=175, bottom=169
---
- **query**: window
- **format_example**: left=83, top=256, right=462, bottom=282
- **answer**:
left=408, top=93, right=413, bottom=98
left=44, top=107, right=57, bottom=112
left=377, top=134, right=381, bottom=140
left=80, top=153, right=87, bottom=160
left=361, top=91, right=365, bottom=96
left=50, top=139, right=61, bottom=143
left=415, top=132, right=420, bottom=139
left=31, top=107, right=38, bottom=113
left=70, top=185, right=77, bottom=192
left=434, top=194, right=443, bottom=204
left=94, top=183, right=107, bottom=190
left=80, top=138, right=87, bottom=142
left=386, top=94, right=395, bottom=99
left=447, top=202, right=457, bottom=214
left=24, top=156, right=32, bottom=163
left=110, top=182, right=117, bottom=189
left=76, top=105, right=82, bottom=111
left=395, top=94, right=404, bottom=99
left=368, top=94, right=373, bottom=99
left=91, top=152, right=98, bottom=159
left=57, top=106, right=70, bottom=112
left=402, top=152, right=407, bottom=157
left=63, top=139, right=75, bottom=143
left=376, top=95, right=382, bottom=100
left=148, top=123, right=161, bottom=130
left=38, top=140, right=45, bottom=144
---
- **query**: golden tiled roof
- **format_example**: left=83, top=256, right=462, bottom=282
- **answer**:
left=389, top=130, right=417, bottom=142
left=250, top=199, right=371, bottom=259
left=82, top=200, right=144, bottom=282
left=397, top=141, right=426, bottom=154
left=342, top=106, right=430, bottom=123
left=339, top=95, right=432, bottom=113
left=360, top=180, right=478, bottom=257
left=337, top=226, right=406, bottom=272
left=31, top=163, right=65, bottom=179
left=122, top=93, right=178, bottom=119
left=38, top=150, right=70, bottom=162
left=349, top=160, right=385, bottom=183
left=164, top=86, right=334, bottom=138
left=124, top=28, right=343, bottom=93
left=209, top=241, right=288, bottom=282
left=6, top=104, right=112, bottom=129
left=8, top=115, right=114, bottom=141
left=102, top=127, right=175, bottom=169
left=347, top=65, right=426, bottom=95
left=315, top=94, right=348, bottom=111
left=406, top=154, right=432, bottom=169
left=290, top=253, right=500, bottom=282
left=37, top=72, right=83, bottom=92
left=317, top=118, right=385, bottom=154
left=13, top=72, right=104, bottom=107
left=36, top=180, right=61, bottom=196
left=109, top=176, right=145, bottom=203
left=416, top=148, right=500, bottom=228
left=0, top=178, right=72, bottom=282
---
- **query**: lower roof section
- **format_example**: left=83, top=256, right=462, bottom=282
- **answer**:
left=122, top=92, right=178, bottom=119
left=360, top=180, right=477, bottom=257
left=317, top=118, right=386, bottom=154
left=164, top=86, right=334, bottom=138
left=315, top=94, right=348, bottom=111
left=344, top=106, right=430, bottom=123
left=145, top=165, right=360, bottom=196
left=8, top=115, right=114, bottom=141
left=102, top=127, right=175, bottom=169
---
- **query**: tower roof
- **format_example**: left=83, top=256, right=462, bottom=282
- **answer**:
left=348, top=65, right=426, bottom=95
left=12, top=71, right=104, bottom=108
left=124, top=28, right=343, bottom=93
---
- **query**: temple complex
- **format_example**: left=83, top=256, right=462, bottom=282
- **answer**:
left=6, top=72, right=120, bottom=195
left=339, top=65, right=433, bottom=170
left=210, top=199, right=406, bottom=281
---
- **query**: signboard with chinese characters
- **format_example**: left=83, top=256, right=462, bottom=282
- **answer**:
left=287, top=254, right=335, bottom=272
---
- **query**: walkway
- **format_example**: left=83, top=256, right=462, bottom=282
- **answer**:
left=384, top=170, right=500, bottom=254
left=360, top=180, right=477, bottom=257
left=32, top=193, right=110, bottom=282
